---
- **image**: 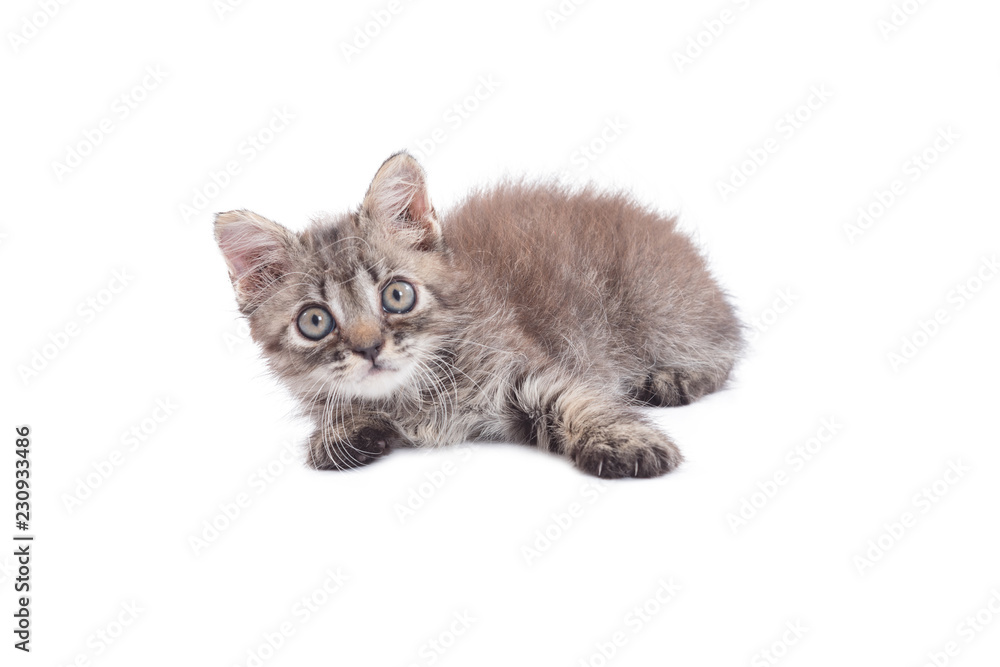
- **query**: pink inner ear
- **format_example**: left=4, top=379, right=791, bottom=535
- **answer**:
left=215, top=213, right=292, bottom=303
left=218, top=224, right=265, bottom=278
left=406, top=187, right=433, bottom=223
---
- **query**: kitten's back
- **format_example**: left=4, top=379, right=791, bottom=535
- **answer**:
left=443, top=182, right=742, bottom=374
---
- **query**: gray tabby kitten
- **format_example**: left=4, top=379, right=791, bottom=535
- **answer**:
left=215, top=152, right=743, bottom=478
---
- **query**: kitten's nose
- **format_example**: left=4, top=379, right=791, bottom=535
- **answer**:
left=353, top=342, right=382, bottom=363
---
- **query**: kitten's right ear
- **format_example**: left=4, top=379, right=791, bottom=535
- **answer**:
left=361, top=151, right=441, bottom=251
left=214, top=210, right=297, bottom=310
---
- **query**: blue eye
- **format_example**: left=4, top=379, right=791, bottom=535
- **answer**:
left=297, top=306, right=335, bottom=340
left=381, top=280, right=416, bottom=314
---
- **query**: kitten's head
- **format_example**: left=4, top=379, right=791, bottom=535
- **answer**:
left=215, top=152, right=456, bottom=402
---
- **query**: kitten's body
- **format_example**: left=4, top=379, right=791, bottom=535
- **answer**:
left=216, top=153, right=743, bottom=478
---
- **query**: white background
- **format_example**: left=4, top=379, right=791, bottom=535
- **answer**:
left=3, top=0, right=999, bottom=665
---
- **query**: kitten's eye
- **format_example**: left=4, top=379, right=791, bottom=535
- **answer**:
left=381, top=280, right=416, bottom=314
left=296, top=306, right=335, bottom=340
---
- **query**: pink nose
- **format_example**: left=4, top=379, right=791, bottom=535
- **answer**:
left=353, top=342, right=382, bottom=363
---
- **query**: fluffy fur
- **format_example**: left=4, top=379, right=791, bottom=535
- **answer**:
left=215, top=152, right=744, bottom=478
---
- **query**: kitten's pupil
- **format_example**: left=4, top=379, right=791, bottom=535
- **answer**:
left=311, top=314, right=321, bottom=326
left=392, top=288, right=402, bottom=301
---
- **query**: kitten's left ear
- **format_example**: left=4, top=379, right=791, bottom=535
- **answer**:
left=361, top=151, right=441, bottom=251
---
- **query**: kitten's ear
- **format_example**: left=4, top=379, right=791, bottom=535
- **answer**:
left=361, top=152, right=441, bottom=250
left=214, top=210, right=297, bottom=310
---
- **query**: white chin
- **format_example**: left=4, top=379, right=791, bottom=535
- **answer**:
left=349, top=364, right=412, bottom=399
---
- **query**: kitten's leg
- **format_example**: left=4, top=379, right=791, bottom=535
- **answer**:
left=510, top=379, right=682, bottom=478
left=306, top=408, right=406, bottom=471
left=633, top=363, right=733, bottom=407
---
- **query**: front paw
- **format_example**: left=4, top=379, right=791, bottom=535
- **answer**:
left=307, top=425, right=398, bottom=471
left=572, top=423, right=682, bottom=479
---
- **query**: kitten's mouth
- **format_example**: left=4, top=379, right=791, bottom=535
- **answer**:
left=365, top=356, right=397, bottom=371
left=358, top=360, right=400, bottom=382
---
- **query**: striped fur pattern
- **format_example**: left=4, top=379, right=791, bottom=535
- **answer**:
left=215, top=152, right=744, bottom=478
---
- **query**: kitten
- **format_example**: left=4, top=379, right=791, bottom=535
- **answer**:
left=215, top=152, right=744, bottom=478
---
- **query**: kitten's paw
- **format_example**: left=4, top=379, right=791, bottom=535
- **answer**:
left=572, top=424, right=682, bottom=479
left=635, top=367, right=725, bottom=407
left=306, top=425, right=398, bottom=471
